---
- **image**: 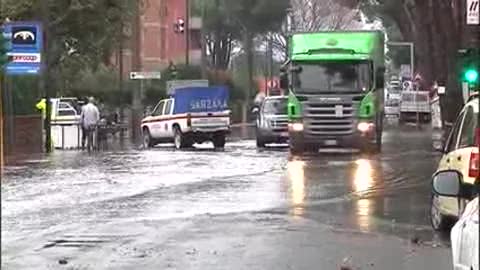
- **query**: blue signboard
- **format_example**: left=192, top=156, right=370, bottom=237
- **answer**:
left=173, top=86, right=230, bottom=114
left=2, top=21, right=43, bottom=75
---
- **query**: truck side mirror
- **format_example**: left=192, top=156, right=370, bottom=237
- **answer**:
left=280, top=72, right=289, bottom=90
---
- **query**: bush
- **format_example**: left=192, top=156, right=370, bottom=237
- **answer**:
left=2, top=76, right=41, bottom=116
left=67, top=65, right=132, bottom=107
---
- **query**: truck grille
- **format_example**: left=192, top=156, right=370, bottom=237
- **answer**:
left=303, top=94, right=363, bottom=136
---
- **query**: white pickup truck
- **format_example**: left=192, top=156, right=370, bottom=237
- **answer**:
left=141, top=86, right=231, bottom=149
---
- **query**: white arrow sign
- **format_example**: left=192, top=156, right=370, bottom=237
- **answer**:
left=467, top=0, right=479, bottom=25
left=130, top=71, right=161, bottom=80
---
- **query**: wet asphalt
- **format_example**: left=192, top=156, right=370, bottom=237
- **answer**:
left=1, top=121, right=453, bottom=269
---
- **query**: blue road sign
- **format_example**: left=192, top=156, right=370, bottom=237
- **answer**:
left=2, top=21, right=43, bottom=76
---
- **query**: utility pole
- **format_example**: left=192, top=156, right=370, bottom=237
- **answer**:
left=118, top=2, right=125, bottom=139
left=200, top=0, right=207, bottom=78
left=41, top=0, right=52, bottom=153
left=131, top=0, right=142, bottom=142
left=185, top=0, right=190, bottom=66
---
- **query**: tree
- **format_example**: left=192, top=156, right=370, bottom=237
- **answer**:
left=192, top=0, right=240, bottom=70
left=358, top=0, right=478, bottom=121
left=0, top=33, right=9, bottom=68
left=224, top=0, right=290, bottom=103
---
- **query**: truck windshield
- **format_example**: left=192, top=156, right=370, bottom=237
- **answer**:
left=292, top=61, right=371, bottom=94
left=263, top=98, right=288, bottom=115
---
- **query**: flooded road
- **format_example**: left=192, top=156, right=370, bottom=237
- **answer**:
left=1, top=125, right=452, bottom=269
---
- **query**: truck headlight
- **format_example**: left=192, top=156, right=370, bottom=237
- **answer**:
left=357, top=122, right=374, bottom=133
left=289, top=123, right=304, bottom=132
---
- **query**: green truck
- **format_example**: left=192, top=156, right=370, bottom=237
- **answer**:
left=281, top=31, right=386, bottom=154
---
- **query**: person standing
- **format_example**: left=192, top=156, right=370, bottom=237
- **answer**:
left=80, top=97, right=100, bottom=151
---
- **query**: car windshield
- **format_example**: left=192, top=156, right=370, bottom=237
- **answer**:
left=263, top=98, right=288, bottom=115
left=292, top=61, right=371, bottom=94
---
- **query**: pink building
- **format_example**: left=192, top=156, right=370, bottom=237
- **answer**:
left=113, top=0, right=202, bottom=77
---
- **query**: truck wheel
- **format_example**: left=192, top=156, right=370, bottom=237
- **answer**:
left=256, top=137, right=266, bottom=148
left=143, top=128, right=154, bottom=148
left=424, top=113, right=431, bottom=123
left=398, top=113, right=405, bottom=124
left=375, top=117, right=383, bottom=152
left=213, top=133, right=226, bottom=149
left=256, top=131, right=267, bottom=148
left=289, top=140, right=305, bottom=155
left=173, top=127, right=192, bottom=149
left=361, top=138, right=380, bottom=155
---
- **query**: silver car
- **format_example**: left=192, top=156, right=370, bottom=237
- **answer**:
left=253, top=96, right=289, bottom=148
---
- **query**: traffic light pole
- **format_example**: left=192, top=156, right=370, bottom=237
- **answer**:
left=185, top=0, right=190, bottom=66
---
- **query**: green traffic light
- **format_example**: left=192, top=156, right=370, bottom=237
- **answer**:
left=465, top=69, right=478, bottom=83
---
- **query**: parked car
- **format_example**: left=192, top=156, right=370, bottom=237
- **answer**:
left=432, top=170, right=479, bottom=270
left=141, top=86, right=231, bottom=149
left=253, top=96, right=289, bottom=147
left=430, top=96, right=478, bottom=231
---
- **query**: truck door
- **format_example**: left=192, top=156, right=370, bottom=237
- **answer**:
left=161, top=99, right=174, bottom=138
left=150, top=100, right=165, bottom=138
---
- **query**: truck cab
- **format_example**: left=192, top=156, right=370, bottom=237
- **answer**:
left=141, top=86, right=230, bottom=149
left=284, top=31, right=385, bottom=154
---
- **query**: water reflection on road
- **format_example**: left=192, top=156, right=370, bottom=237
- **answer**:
left=1, top=126, right=449, bottom=269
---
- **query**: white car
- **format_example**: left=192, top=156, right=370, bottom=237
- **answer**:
left=432, top=170, right=479, bottom=270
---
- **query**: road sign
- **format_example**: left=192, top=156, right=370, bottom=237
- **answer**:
left=467, top=0, right=479, bottom=25
left=167, top=80, right=209, bottom=95
left=129, top=71, right=161, bottom=80
left=2, top=21, right=43, bottom=75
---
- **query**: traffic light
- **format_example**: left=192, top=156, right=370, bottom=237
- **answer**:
left=174, top=18, right=185, bottom=34
left=465, top=68, right=478, bottom=84
left=458, top=48, right=479, bottom=86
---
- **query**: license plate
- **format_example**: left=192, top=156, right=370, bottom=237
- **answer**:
left=280, top=132, right=289, bottom=137
left=335, top=105, right=343, bottom=117
left=324, top=140, right=337, bottom=146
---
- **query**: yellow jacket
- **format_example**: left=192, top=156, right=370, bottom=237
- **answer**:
left=36, top=99, right=46, bottom=119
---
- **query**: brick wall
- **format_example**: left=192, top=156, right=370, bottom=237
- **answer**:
left=3, top=115, right=43, bottom=156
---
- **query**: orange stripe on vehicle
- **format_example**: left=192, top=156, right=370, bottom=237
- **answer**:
left=142, top=114, right=229, bottom=124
